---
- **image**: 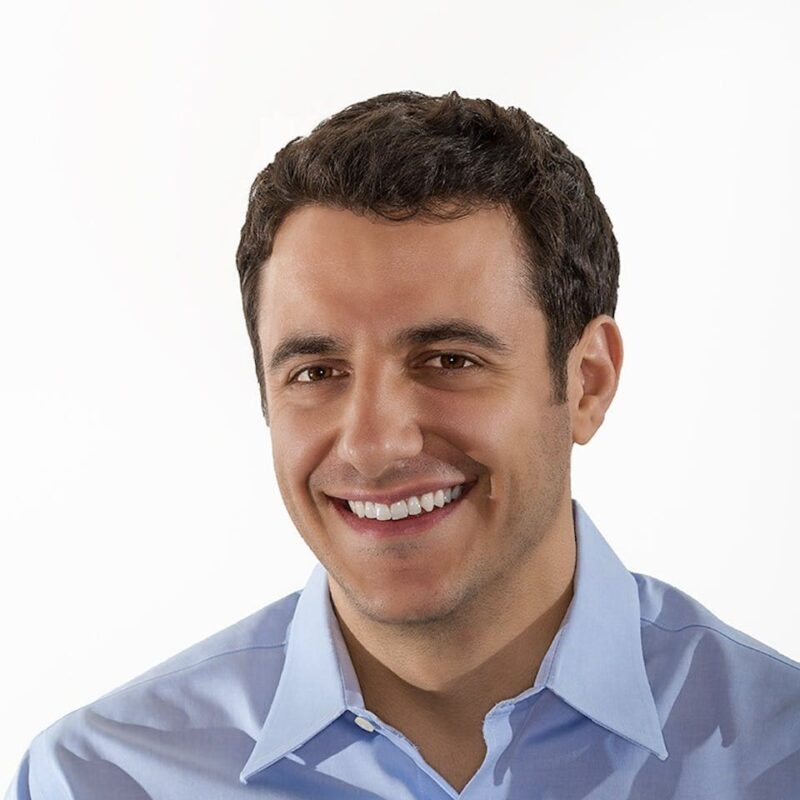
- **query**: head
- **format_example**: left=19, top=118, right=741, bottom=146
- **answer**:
left=235, top=91, right=622, bottom=628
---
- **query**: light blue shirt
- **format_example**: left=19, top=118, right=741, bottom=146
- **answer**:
left=6, top=500, right=800, bottom=798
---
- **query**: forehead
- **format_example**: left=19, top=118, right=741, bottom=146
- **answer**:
left=258, top=205, right=535, bottom=348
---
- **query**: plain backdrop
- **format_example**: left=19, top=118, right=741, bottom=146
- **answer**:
left=2, top=0, right=798, bottom=780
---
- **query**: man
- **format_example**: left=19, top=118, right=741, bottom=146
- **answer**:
left=7, top=90, right=799, bottom=799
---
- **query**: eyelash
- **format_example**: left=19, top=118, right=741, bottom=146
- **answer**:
left=288, top=353, right=481, bottom=385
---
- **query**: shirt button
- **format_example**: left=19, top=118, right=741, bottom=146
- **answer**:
left=354, top=716, right=375, bottom=732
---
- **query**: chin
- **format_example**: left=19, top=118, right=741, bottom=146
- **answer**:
left=347, top=578, right=465, bottom=627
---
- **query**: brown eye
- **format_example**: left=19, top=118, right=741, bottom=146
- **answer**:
left=291, top=365, right=343, bottom=383
left=425, top=353, right=479, bottom=371
left=442, top=354, right=467, bottom=369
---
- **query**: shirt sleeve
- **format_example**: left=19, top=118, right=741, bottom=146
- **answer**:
left=4, top=750, right=33, bottom=800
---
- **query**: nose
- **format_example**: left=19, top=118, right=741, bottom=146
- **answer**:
left=335, top=366, right=424, bottom=481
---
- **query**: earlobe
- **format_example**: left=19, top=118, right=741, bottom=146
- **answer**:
left=570, top=316, right=624, bottom=446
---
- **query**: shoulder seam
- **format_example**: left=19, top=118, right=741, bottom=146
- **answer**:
left=37, top=641, right=289, bottom=734
left=640, top=617, right=800, bottom=672
left=102, top=642, right=288, bottom=699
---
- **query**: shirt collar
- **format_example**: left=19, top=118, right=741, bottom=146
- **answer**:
left=240, top=498, right=667, bottom=783
left=537, top=500, right=668, bottom=761
left=239, top=555, right=363, bottom=783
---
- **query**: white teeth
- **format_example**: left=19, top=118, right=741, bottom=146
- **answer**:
left=352, top=501, right=364, bottom=517
left=347, top=484, right=468, bottom=520
left=390, top=501, right=409, bottom=520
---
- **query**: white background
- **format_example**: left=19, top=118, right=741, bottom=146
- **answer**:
left=2, top=0, right=798, bottom=780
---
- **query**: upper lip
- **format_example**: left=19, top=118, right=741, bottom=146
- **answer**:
left=327, top=479, right=476, bottom=506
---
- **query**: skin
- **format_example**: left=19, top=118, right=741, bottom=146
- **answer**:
left=258, top=204, right=623, bottom=792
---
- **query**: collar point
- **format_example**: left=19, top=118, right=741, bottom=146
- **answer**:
left=645, top=732, right=669, bottom=762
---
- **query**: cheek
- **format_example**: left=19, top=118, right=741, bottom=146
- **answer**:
left=428, top=388, right=509, bottom=437
left=268, top=418, right=343, bottom=564
left=269, top=415, right=325, bottom=496
left=449, top=391, right=531, bottom=468
left=476, top=400, right=570, bottom=503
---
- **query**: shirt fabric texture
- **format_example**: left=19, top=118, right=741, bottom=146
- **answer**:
left=6, top=499, right=800, bottom=798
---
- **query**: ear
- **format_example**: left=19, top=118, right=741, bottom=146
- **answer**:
left=568, top=315, right=624, bottom=445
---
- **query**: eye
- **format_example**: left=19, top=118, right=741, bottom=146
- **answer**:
left=423, top=353, right=480, bottom=372
left=289, top=365, right=345, bottom=384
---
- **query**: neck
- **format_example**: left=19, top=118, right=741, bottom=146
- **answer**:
left=329, top=500, right=577, bottom=732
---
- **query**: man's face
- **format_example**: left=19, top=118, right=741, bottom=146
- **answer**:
left=259, top=205, right=574, bottom=626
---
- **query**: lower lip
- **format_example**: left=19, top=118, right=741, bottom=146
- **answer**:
left=328, top=482, right=476, bottom=539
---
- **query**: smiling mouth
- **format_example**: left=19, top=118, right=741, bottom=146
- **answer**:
left=331, top=481, right=476, bottom=522
left=325, top=480, right=478, bottom=538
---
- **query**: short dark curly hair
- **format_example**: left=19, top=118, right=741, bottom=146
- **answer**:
left=236, top=90, right=619, bottom=420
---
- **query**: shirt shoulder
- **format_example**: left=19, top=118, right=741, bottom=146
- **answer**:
left=10, top=588, right=301, bottom=799
left=633, top=569, right=800, bottom=672
left=101, top=587, right=300, bottom=696
left=633, top=570, right=800, bottom=746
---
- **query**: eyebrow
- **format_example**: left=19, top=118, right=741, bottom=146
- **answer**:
left=267, top=318, right=514, bottom=375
